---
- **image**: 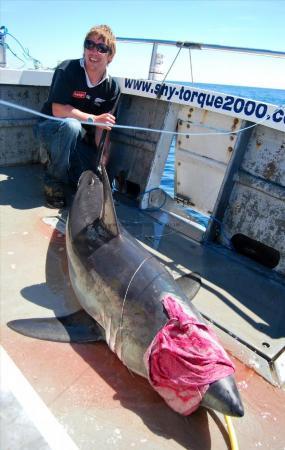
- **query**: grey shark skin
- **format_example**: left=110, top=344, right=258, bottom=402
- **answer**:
left=8, top=167, right=244, bottom=418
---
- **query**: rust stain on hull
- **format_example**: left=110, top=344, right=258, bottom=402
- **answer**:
left=231, top=118, right=239, bottom=131
left=263, top=161, right=277, bottom=179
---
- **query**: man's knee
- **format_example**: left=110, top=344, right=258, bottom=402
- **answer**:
left=61, top=118, right=82, bottom=137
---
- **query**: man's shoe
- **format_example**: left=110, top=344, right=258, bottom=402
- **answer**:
left=44, top=185, right=65, bottom=209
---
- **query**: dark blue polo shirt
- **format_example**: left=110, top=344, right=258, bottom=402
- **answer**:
left=42, top=59, right=120, bottom=117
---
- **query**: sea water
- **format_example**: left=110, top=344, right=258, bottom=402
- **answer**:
left=160, top=83, right=285, bottom=226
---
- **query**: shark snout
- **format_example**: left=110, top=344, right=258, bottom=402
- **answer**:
left=200, top=374, right=244, bottom=417
left=78, top=170, right=100, bottom=188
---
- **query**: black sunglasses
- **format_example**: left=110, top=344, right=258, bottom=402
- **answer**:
left=84, top=39, right=110, bottom=54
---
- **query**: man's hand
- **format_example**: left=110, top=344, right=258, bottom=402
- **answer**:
left=92, top=112, right=116, bottom=130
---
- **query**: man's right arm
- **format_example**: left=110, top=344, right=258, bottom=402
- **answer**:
left=52, top=103, right=116, bottom=131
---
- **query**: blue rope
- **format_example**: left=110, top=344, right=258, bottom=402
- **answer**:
left=0, top=26, right=8, bottom=36
left=0, top=117, right=37, bottom=121
left=139, top=187, right=168, bottom=211
left=0, top=26, right=42, bottom=68
left=0, top=42, right=25, bottom=64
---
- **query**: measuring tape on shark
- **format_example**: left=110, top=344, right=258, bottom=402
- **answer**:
left=0, top=98, right=279, bottom=137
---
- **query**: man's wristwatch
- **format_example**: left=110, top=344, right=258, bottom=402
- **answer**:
left=87, top=116, right=94, bottom=123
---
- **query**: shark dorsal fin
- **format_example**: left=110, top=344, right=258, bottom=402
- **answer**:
left=100, top=165, right=119, bottom=237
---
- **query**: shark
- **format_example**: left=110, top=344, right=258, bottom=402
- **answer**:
left=8, top=166, right=244, bottom=418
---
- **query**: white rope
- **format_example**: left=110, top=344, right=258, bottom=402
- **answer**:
left=157, top=43, right=184, bottom=94
left=119, top=256, right=152, bottom=332
left=0, top=98, right=283, bottom=137
left=188, top=48, right=194, bottom=83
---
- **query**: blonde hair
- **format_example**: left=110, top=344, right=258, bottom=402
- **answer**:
left=85, top=25, right=116, bottom=58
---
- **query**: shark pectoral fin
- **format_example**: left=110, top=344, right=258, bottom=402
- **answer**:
left=7, top=310, right=106, bottom=343
left=175, top=272, right=201, bottom=301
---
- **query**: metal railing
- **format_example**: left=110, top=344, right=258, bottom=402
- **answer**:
left=116, top=37, right=285, bottom=58
left=117, top=37, right=285, bottom=81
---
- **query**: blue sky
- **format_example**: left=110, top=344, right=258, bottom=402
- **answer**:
left=2, top=0, right=285, bottom=88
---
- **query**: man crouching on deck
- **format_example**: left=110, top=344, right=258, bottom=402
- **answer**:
left=35, top=24, right=120, bottom=208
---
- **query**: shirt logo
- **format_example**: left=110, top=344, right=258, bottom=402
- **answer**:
left=94, top=97, right=105, bottom=107
left=72, top=91, right=87, bottom=99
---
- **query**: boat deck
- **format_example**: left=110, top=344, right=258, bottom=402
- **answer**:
left=1, top=164, right=285, bottom=450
